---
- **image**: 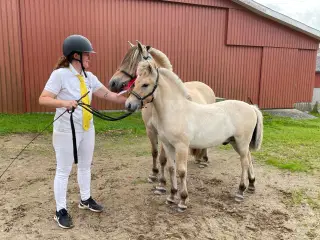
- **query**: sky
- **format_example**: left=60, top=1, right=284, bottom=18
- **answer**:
left=254, top=0, right=320, bottom=31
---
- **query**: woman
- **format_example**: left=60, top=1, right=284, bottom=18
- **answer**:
left=39, top=35, right=126, bottom=229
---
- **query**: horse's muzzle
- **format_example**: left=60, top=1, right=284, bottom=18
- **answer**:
left=109, top=78, right=127, bottom=93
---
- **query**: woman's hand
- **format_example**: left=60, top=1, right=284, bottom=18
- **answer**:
left=61, top=100, right=78, bottom=110
left=39, top=90, right=78, bottom=110
left=94, top=86, right=127, bottom=104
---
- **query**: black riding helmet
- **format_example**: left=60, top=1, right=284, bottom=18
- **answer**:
left=63, top=35, right=95, bottom=77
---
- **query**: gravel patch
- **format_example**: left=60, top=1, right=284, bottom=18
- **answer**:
left=263, top=109, right=317, bottom=120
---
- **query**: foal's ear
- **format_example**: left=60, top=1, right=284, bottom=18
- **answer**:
left=148, top=64, right=153, bottom=74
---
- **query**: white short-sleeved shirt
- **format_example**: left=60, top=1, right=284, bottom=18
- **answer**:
left=44, top=64, right=103, bottom=132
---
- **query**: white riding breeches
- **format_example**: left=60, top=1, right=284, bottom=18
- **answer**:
left=52, top=128, right=95, bottom=211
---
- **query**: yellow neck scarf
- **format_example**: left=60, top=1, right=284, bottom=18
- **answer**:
left=76, top=74, right=92, bottom=131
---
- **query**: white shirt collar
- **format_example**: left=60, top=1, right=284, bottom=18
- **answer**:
left=69, top=63, right=85, bottom=77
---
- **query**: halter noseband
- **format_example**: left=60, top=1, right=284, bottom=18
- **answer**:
left=129, top=68, right=159, bottom=108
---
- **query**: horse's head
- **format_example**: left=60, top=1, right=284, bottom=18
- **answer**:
left=125, top=61, right=159, bottom=112
left=109, top=40, right=151, bottom=93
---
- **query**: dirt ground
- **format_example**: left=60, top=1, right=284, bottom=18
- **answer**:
left=0, top=133, right=319, bottom=240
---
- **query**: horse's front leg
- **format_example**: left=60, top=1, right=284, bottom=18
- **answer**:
left=146, top=125, right=159, bottom=183
left=176, top=144, right=189, bottom=211
left=154, top=144, right=167, bottom=195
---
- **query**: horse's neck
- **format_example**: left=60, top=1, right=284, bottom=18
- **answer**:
left=149, top=48, right=173, bottom=71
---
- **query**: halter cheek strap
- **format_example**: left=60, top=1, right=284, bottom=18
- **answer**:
left=129, top=68, right=159, bottom=108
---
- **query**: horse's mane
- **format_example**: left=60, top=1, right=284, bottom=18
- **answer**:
left=119, top=46, right=140, bottom=73
left=119, top=45, right=173, bottom=73
left=137, top=61, right=190, bottom=99
left=149, top=48, right=173, bottom=71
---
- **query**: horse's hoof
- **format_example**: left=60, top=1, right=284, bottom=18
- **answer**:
left=177, top=208, right=187, bottom=213
left=148, top=175, right=158, bottom=183
left=166, top=196, right=175, bottom=204
left=235, top=193, right=244, bottom=202
left=247, top=186, right=255, bottom=194
left=154, top=186, right=166, bottom=195
left=198, top=162, right=208, bottom=168
left=177, top=203, right=187, bottom=212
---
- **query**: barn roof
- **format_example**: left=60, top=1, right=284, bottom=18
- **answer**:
left=232, top=0, right=320, bottom=41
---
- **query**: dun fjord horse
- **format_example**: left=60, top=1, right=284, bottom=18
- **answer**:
left=125, top=61, right=263, bottom=211
left=109, top=41, right=216, bottom=191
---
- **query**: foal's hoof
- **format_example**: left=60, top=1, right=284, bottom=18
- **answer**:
left=154, top=186, right=166, bottom=195
left=148, top=175, right=158, bottom=183
left=235, top=193, right=244, bottom=202
left=247, top=186, right=255, bottom=194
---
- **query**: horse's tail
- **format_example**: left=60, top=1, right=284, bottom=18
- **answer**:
left=250, top=105, right=263, bottom=151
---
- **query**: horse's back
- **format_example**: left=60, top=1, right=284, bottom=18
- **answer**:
left=183, top=81, right=216, bottom=104
left=215, top=100, right=258, bottom=130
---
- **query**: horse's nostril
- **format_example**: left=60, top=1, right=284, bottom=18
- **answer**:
left=111, top=81, right=116, bottom=88
left=127, top=103, right=131, bottom=110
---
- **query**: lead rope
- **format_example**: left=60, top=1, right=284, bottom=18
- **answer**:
left=0, top=92, right=90, bottom=180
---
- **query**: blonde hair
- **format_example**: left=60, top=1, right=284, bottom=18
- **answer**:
left=54, top=56, right=70, bottom=70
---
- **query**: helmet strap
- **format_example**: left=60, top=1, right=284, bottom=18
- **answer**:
left=68, top=52, right=87, bottom=78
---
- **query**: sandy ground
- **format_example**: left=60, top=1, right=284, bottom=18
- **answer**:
left=0, top=134, right=319, bottom=240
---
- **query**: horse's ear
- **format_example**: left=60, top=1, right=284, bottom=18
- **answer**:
left=136, top=40, right=143, bottom=52
left=146, top=45, right=151, bottom=52
left=128, top=41, right=134, bottom=48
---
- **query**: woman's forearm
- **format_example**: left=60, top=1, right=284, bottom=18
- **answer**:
left=39, top=96, right=64, bottom=108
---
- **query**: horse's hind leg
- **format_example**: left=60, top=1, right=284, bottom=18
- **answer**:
left=247, top=151, right=256, bottom=193
left=200, top=149, right=209, bottom=167
left=154, top=144, right=167, bottom=195
left=146, top=126, right=159, bottom=183
left=202, top=148, right=209, bottom=162
left=230, top=141, right=249, bottom=202
left=194, top=149, right=209, bottom=168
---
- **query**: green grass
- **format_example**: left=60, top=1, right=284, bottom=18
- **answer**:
left=254, top=112, right=320, bottom=173
left=282, top=189, right=320, bottom=209
left=0, top=111, right=146, bottom=136
left=1, top=111, right=320, bottom=173
left=220, top=112, right=320, bottom=173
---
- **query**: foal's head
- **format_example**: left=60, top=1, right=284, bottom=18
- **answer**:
left=125, top=61, right=158, bottom=112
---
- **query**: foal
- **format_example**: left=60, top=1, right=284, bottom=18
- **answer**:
left=125, top=61, right=263, bottom=211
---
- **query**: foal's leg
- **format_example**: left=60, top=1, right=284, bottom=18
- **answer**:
left=176, top=144, right=189, bottom=210
left=146, top=126, right=159, bottom=183
left=247, top=151, right=256, bottom=193
left=162, top=144, right=178, bottom=204
left=154, top=144, right=167, bottom=195
left=230, top=141, right=249, bottom=202
left=166, top=156, right=178, bottom=204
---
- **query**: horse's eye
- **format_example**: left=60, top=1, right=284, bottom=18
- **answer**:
left=142, top=84, right=149, bottom=88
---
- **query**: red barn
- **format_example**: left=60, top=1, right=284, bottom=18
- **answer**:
left=1, top=0, right=320, bottom=113
left=312, top=53, right=320, bottom=103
